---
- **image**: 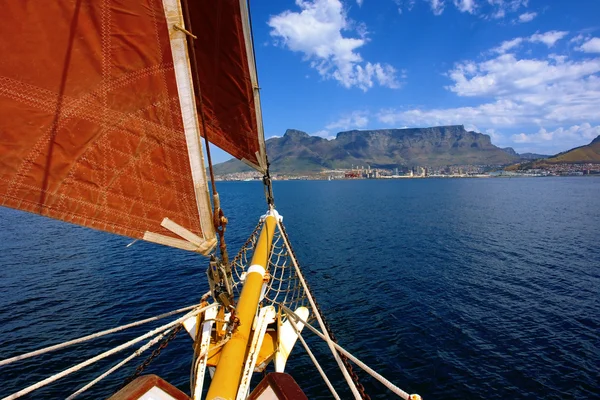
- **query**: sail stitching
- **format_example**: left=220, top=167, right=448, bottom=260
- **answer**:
left=0, top=0, right=214, bottom=246
left=0, top=85, right=190, bottom=175
left=97, top=0, right=111, bottom=219
left=1, top=79, right=193, bottom=207
left=0, top=90, right=198, bottom=227
left=0, top=78, right=190, bottom=145
left=149, top=0, right=186, bottom=225
left=1, top=176, right=199, bottom=225
left=0, top=190, right=194, bottom=238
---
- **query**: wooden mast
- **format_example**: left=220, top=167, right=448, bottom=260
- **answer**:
left=206, top=214, right=277, bottom=400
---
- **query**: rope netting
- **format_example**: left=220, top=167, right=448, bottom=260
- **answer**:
left=224, top=216, right=419, bottom=400
left=2, top=215, right=417, bottom=400
left=230, top=220, right=311, bottom=318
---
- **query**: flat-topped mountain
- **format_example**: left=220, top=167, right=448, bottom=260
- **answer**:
left=214, top=125, right=520, bottom=174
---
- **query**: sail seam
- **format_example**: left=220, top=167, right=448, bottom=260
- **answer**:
left=0, top=0, right=211, bottom=248
left=0, top=190, right=196, bottom=235
left=0, top=79, right=191, bottom=149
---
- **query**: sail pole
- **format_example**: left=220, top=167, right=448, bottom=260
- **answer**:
left=206, top=213, right=277, bottom=400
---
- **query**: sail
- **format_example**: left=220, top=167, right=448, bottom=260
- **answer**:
left=0, top=0, right=216, bottom=253
left=185, top=0, right=268, bottom=172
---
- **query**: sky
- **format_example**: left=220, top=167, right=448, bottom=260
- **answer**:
left=210, top=0, right=600, bottom=163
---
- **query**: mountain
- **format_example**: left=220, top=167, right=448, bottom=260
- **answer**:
left=501, top=147, right=549, bottom=160
left=506, top=135, right=600, bottom=171
left=214, top=125, right=519, bottom=174
left=542, top=135, right=600, bottom=164
left=519, top=152, right=550, bottom=160
left=502, top=147, right=518, bottom=156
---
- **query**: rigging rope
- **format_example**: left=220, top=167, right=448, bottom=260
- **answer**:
left=228, top=217, right=419, bottom=399
left=1, top=306, right=212, bottom=400
left=116, top=324, right=185, bottom=392
left=275, top=221, right=363, bottom=399
left=229, top=218, right=364, bottom=398
left=286, top=308, right=341, bottom=400
left=0, top=304, right=198, bottom=367
left=68, top=326, right=177, bottom=399
left=262, top=160, right=275, bottom=207
left=4, top=217, right=420, bottom=400
left=282, top=306, right=417, bottom=400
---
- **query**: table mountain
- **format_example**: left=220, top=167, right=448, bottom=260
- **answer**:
left=214, top=125, right=519, bottom=174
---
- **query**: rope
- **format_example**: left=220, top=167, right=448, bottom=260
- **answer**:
left=262, top=165, right=275, bottom=207
left=225, top=216, right=418, bottom=399
left=277, top=221, right=374, bottom=399
left=66, top=327, right=175, bottom=399
left=0, top=304, right=199, bottom=367
left=286, top=308, right=341, bottom=400
left=118, top=325, right=185, bottom=390
left=275, top=220, right=362, bottom=400
left=282, top=306, right=414, bottom=400
left=231, top=222, right=309, bottom=315
left=2, top=305, right=214, bottom=400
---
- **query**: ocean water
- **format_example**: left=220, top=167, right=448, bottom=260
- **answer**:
left=0, top=177, right=598, bottom=399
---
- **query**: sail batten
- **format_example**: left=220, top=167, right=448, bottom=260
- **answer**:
left=0, top=0, right=216, bottom=252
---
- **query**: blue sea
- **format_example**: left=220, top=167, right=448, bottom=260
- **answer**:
left=1, top=177, right=599, bottom=399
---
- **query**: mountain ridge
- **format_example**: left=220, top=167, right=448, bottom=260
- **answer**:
left=214, top=125, right=520, bottom=174
left=538, top=135, right=600, bottom=164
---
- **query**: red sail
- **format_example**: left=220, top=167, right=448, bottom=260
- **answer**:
left=186, top=0, right=267, bottom=172
left=0, top=0, right=215, bottom=249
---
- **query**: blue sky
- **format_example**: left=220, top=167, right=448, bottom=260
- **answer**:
left=210, top=0, right=600, bottom=163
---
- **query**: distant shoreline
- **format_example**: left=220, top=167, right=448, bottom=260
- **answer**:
left=216, top=174, right=600, bottom=182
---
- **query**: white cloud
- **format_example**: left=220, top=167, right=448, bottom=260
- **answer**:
left=570, top=34, right=587, bottom=44
left=485, top=128, right=506, bottom=144
left=312, top=129, right=336, bottom=139
left=517, top=11, right=536, bottom=23
left=510, top=123, right=600, bottom=152
left=314, top=110, right=371, bottom=140
left=487, top=0, right=529, bottom=19
left=399, top=0, right=527, bottom=18
left=356, top=0, right=364, bottom=6
left=395, top=0, right=416, bottom=14
left=268, top=0, right=400, bottom=91
left=377, top=100, right=532, bottom=127
left=428, top=0, right=445, bottom=15
left=491, top=31, right=568, bottom=55
left=377, top=35, right=600, bottom=152
left=529, top=30, right=569, bottom=47
left=326, top=111, right=370, bottom=130
left=577, top=37, right=600, bottom=54
left=492, top=37, right=524, bottom=54
left=447, top=52, right=600, bottom=98
left=453, top=0, right=476, bottom=14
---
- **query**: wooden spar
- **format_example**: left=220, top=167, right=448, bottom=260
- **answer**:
left=205, top=214, right=277, bottom=400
